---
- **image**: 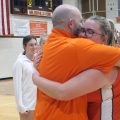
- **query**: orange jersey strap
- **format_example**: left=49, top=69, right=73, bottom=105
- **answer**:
left=88, top=70, right=120, bottom=120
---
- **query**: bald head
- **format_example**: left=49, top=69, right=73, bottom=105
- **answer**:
left=52, top=4, right=82, bottom=28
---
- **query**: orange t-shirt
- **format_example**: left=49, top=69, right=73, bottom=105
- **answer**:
left=35, top=28, right=120, bottom=120
left=87, top=70, right=120, bottom=120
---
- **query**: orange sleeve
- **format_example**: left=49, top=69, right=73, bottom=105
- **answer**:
left=73, top=38, right=120, bottom=73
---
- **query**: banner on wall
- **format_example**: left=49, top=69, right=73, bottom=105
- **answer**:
left=12, top=19, right=30, bottom=36
left=12, top=19, right=48, bottom=36
left=30, top=20, right=47, bottom=36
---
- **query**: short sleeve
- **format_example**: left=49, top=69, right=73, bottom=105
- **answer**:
left=73, top=38, right=120, bottom=73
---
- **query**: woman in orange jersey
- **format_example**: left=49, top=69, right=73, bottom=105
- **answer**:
left=33, top=16, right=120, bottom=120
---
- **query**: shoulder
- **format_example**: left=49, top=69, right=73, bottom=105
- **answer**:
left=69, top=38, right=95, bottom=47
left=13, top=54, right=25, bottom=68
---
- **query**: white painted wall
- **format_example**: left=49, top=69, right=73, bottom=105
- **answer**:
left=0, top=0, right=78, bottom=79
left=0, top=38, right=23, bottom=78
left=106, top=0, right=118, bottom=21
left=0, top=15, right=52, bottom=79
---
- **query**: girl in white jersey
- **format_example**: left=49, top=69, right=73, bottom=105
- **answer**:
left=13, top=35, right=37, bottom=120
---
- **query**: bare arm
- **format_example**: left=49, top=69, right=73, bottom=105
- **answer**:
left=33, top=69, right=111, bottom=101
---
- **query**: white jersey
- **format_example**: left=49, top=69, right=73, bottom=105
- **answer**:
left=13, top=53, right=37, bottom=113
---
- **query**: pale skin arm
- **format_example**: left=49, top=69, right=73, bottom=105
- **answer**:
left=33, top=69, right=112, bottom=101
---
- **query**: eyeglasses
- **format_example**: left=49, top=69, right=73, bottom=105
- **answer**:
left=79, top=27, right=105, bottom=38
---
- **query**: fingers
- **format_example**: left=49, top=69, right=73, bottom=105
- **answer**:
left=33, top=49, right=43, bottom=68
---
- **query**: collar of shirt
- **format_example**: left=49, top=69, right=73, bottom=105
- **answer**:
left=52, top=28, right=76, bottom=38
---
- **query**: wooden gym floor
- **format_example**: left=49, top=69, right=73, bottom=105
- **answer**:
left=0, top=79, right=19, bottom=120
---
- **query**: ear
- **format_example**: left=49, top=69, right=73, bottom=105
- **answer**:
left=68, top=19, right=74, bottom=30
left=102, top=35, right=108, bottom=44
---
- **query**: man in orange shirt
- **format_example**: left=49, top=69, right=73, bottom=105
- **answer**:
left=33, top=16, right=120, bottom=120
left=33, top=5, right=120, bottom=120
